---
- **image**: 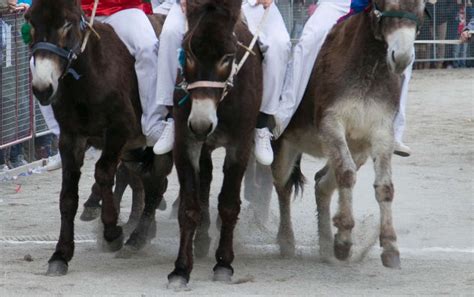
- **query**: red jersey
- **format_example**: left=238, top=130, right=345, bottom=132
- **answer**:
left=81, top=0, right=153, bottom=16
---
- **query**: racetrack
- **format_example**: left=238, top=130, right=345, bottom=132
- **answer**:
left=1, top=69, right=473, bottom=295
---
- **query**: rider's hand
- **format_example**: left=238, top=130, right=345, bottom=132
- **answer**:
left=256, top=0, right=273, bottom=9
left=180, top=0, right=186, bottom=13
left=460, top=30, right=472, bottom=44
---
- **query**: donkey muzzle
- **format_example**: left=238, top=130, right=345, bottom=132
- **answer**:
left=386, top=27, right=416, bottom=74
left=188, top=99, right=218, bottom=140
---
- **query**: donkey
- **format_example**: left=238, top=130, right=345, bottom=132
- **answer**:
left=273, top=0, right=425, bottom=269
left=26, top=0, right=173, bottom=275
left=167, top=0, right=262, bottom=286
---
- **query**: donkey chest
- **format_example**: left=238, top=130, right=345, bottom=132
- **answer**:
left=55, top=103, right=113, bottom=137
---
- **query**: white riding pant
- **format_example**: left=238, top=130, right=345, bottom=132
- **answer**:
left=156, top=2, right=291, bottom=116
left=276, top=1, right=351, bottom=134
left=38, top=104, right=60, bottom=137
left=276, top=0, right=410, bottom=143
left=97, top=9, right=168, bottom=146
left=395, top=62, right=412, bottom=143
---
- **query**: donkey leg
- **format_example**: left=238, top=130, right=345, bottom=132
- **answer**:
left=113, top=162, right=130, bottom=214
left=122, top=167, right=145, bottom=236
left=321, top=122, right=357, bottom=261
left=95, top=131, right=128, bottom=252
left=372, top=137, right=400, bottom=268
left=80, top=182, right=102, bottom=222
left=120, top=152, right=173, bottom=257
left=168, top=142, right=203, bottom=287
left=272, top=140, right=300, bottom=258
left=195, top=146, right=213, bottom=258
left=213, top=148, right=249, bottom=282
left=314, top=164, right=337, bottom=261
left=47, top=135, right=87, bottom=276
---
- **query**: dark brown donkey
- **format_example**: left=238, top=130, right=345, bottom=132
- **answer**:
left=26, top=0, right=172, bottom=275
left=167, top=0, right=262, bottom=287
left=273, top=0, right=425, bottom=268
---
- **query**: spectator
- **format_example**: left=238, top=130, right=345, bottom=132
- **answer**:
left=0, top=148, right=8, bottom=172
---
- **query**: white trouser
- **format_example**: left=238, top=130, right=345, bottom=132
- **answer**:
left=97, top=9, right=168, bottom=146
left=276, top=1, right=351, bottom=134
left=394, top=63, right=412, bottom=143
left=156, top=2, right=291, bottom=116
left=152, top=0, right=174, bottom=15
left=39, top=104, right=60, bottom=137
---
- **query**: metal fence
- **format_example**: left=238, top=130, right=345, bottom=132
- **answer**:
left=0, top=12, right=33, bottom=150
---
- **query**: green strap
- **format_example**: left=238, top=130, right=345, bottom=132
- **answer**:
left=381, top=11, right=419, bottom=25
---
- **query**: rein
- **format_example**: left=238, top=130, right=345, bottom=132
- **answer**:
left=178, top=7, right=270, bottom=105
left=30, top=0, right=100, bottom=80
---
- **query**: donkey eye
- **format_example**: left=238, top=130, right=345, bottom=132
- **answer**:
left=220, top=54, right=235, bottom=67
left=63, top=22, right=73, bottom=31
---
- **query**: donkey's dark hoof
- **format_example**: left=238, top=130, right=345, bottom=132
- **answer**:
left=79, top=207, right=101, bottom=221
left=381, top=250, right=401, bottom=269
left=102, top=232, right=124, bottom=253
left=46, top=260, right=68, bottom=276
left=213, top=265, right=233, bottom=282
left=334, top=238, right=352, bottom=261
left=167, top=271, right=189, bottom=291
left=194, top=235, right=211, bottom=258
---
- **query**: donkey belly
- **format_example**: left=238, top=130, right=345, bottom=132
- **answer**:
left=330, top=97, right=396, bottom=145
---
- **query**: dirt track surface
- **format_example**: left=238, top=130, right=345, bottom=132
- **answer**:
left=1, top=69, right=473, bottom=296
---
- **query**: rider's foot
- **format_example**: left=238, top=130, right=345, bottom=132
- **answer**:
left=46, top=153, right=62, bottom=171
left=394, top=142, right=411, bottom=157
left=255, top=128, right=274, bottom=166
left=153, top=119, right=175, bottom=155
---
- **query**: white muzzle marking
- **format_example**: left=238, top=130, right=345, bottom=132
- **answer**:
left=386, top=27, right=416, bottom=74
left=30, top=56, right=61, bottom=97
left=188, top=99, right=218, bottom=137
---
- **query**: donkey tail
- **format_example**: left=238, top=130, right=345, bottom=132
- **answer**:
left=287, top=154, right=306, bottom=198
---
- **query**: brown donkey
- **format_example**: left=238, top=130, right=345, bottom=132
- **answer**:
left=26, top=0, right=172, bottom=275
left=273, top=0, right=425, bottom=268
left=168, top=0, right=262, bottom=287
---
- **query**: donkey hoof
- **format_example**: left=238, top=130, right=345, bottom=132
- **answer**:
left=381, top=250, right=401, bottom=269
left=167, top=272, right=189, bottom=291
left=334, top=239, right=352, bottom=261
left=46, top=260, right=68, bottom=276
left=194, top=235, right=211, bottom=258
left=79, top=207, right=101, bottom=221
left=103, top=232, right=124, bottom=253
left=115, top=245, right=137, bottom=259
left=213, top=265, right=233, bottom=282
left=277, top=234, right=295, bottom=258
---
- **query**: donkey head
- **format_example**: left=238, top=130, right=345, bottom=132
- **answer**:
left=370, top=0, right=425, bottom=74
left=26, top=0, right=83, bottom=105
left=182, top=0, right=242, bottom=140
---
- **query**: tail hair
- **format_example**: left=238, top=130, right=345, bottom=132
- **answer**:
left=286, top=154, right=306, bottom=198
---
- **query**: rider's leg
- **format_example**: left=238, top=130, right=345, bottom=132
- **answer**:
left=274, top=1, right=351, bottom=138
left=153, top=3, right=187, bottom=155
left=99, top=9, right=169, bottom=148
left=242, top=2, right=291, bottom=166
left=38, top=104, right=62, bottom=171
left=394, top=59, right=413, bottom=157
